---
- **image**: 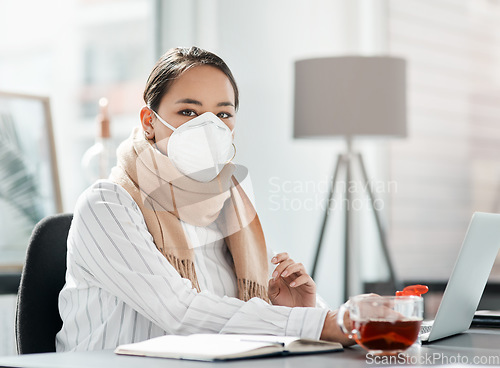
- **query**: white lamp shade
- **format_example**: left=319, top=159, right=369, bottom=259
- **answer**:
left=293, top=56, right=407, bottom=139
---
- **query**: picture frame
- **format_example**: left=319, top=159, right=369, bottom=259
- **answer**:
left=0, top=91, right=62, bottom=270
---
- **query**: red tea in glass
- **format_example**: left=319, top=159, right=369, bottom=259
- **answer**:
left=337, top=295, right=423, bottom=355
left=353, top=319, right=422, bottom=352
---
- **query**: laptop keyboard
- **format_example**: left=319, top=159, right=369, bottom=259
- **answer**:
left=420, top=325, right=432, bottom=334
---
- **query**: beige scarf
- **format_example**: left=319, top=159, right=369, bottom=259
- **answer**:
left=109, top=127, right=269, bottom=302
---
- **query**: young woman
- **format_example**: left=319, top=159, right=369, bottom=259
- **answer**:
left=56, top=46, right=352, bottom=352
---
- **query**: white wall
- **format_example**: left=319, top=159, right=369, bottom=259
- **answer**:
left=387, top=0, right=500, bottom=281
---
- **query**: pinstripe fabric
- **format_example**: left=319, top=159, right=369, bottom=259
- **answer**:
left=55, top=180, right=327, bottom=352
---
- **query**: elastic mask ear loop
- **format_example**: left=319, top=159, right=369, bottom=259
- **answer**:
left=225, top=125, right=236, bottom=163
left=149, top=108, right=177, bottom=131
left=148, top=108, right=176, bottom=154
left=227, top=143, right=236, bottom=163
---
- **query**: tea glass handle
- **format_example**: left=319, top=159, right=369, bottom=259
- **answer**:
left=337, top=302, right=359, bottom=340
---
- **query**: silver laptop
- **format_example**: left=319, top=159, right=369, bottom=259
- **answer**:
left=420, top=212, right=500, bottom=343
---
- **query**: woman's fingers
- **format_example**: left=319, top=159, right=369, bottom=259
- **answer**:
left=289, top=274, right=314, bottom=288
left=272, top=259, right=309, bottom=280
left=271, top=253, right=313, bottom=286
left=271, top=252, right=289, bottom=264
left=280, top=262, right=306, bottom=278
left=272, top=259, right=294, bottom=280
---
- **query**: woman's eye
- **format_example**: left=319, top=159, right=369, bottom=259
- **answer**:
left=180, top=110, right=197, bottom=117
left=217, top=112, right=232, bottom=119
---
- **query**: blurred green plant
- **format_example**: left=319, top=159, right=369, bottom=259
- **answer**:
left=0, top=122, right=42, bottom=229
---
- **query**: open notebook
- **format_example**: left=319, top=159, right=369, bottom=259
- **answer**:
left=114, top=334, right=343, bottom=361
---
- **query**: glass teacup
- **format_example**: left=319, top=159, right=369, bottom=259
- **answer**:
left=337, top=295, right=423, bottom=355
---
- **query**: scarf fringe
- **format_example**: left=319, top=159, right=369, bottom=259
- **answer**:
left=238, top=278, right=269, bottom=303
left=165, top=254, right=201, bottom=292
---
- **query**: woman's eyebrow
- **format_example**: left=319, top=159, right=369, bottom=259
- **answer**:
left=175, top=98, right=235, bottom=108
left=175, top=98, right=202, bottom=105
left=217, top=101, right=235, bottom=107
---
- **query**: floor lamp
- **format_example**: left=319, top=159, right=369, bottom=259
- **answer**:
left=293, top=56, right=407, bottom=301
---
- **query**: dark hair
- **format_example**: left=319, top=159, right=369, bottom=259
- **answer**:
left=143, top=46, right=239, bottom=112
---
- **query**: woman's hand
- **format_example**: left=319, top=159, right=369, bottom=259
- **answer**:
left=321, top=294, right=379, bottom=345
left=268, top=252, right=316, bottom=308
left=320, top=310, right=356, bottom=346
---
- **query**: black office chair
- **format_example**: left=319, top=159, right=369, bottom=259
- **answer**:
left=15, top=213, right=73, bottom=354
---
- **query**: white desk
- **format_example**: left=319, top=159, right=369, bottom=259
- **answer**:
left=1, top=329, right=500, bottom=368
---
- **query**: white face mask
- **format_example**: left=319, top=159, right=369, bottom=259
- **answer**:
left=151, top=109, right=235, bottom=182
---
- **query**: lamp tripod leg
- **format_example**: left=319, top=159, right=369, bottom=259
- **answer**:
left=344, top=155, right=352, bottom=302
left=311, top=154, right=344, bottom=279
left=356, top=153, right=402, bottom=291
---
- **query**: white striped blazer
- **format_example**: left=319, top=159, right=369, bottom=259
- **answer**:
left=55, top=180, right=328, bottom=352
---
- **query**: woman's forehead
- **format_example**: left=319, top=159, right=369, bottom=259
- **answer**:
left=164, top=65, right=235, bottom=105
